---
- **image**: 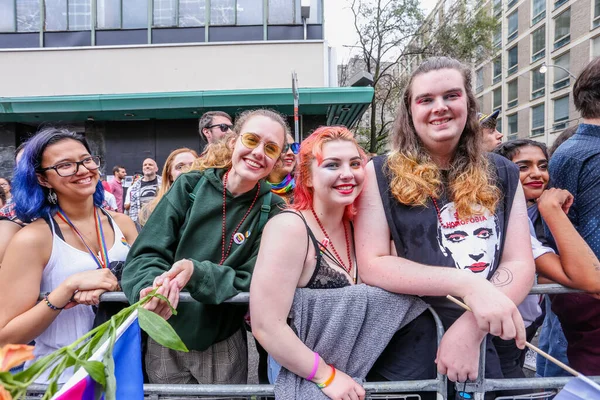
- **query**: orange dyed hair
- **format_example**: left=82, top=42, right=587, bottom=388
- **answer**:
left=291, top=126, right=367, bottom=220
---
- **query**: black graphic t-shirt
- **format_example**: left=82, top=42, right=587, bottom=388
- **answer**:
left=139, top=178, right=159, bottom=206
left=373, top=153, right=519, bottom=326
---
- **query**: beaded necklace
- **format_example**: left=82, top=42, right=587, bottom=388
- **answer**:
left=268, top=174, right=295, bottom=195
left=219, top=170, right=261, bottom=265
left=430, top=197, right=444, bottom=225
left=310, top=207, right=352, bottom=275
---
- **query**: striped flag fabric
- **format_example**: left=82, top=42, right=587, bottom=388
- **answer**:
left=52, top=311, right=144, bottom=400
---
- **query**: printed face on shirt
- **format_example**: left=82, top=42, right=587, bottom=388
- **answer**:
left=436, top=201, right=500, bottom=277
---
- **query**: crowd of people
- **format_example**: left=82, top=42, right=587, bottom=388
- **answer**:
left=0, top=55, right=599, bottom=400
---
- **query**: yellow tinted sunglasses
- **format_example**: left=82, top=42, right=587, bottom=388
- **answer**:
left=240, top=132, right=283, bottom=160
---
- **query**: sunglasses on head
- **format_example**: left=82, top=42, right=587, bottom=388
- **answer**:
left=240, top=132, right=283, bottom=159
left=207, top=123, right=233, bottom=133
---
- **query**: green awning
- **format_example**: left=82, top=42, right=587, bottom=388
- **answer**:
left=0, top=87, right=373, bottom=127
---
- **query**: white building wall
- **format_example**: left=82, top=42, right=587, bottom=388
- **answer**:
left=0, top=40, right=328, bottom=97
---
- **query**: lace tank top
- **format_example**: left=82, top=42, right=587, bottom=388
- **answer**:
left=283, top=211, right=355, bottom=289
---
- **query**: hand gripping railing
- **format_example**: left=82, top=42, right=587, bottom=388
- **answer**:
left=29, top=284, right=598, bottom=399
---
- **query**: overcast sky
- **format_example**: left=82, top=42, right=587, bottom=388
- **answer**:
left=324, top=0, right=438, bottom=64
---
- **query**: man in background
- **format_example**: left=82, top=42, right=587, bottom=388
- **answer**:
left=198, top=111, right=233, bottom=145
left=479, top=110, right=503, bottom=152
left=126, top=159, right=161, bottom=223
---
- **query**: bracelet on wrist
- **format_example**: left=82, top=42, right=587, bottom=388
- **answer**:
left=306, top=352, right=320, bottom=381
left=316, top=365, right=336, bottom=389
left=43, top=292, right=65, bottom=311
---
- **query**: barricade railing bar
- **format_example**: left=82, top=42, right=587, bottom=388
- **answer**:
left=29, top=284, right=595, bottom=399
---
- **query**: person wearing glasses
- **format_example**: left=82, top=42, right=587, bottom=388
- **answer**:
left=138, top=147, right=199, bottom=226
left=0, top=128, right=138, bottom=383
left=122, top=109, right=287, bottom=385
left=267, top=133, right=299, bottom=204
left=198, top=110, right=234, bottom=145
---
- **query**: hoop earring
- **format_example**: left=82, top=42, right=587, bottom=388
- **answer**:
left=47, top=188, right=57, bottom=204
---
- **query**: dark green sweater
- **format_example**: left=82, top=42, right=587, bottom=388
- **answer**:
left=122, top=168, right=284, bottom=351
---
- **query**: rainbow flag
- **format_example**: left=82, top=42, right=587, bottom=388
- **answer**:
left=554, top=375, right=600, bottom=399
left=52, top=312, right=143, bottom=400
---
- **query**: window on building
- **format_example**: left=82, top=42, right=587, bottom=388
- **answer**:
left=237, top=0, right=263, bottom=25
left=96, top=0, right=120, bottom=29
left=554, top=96, right=569, bottom=129
left=508, top=11, right=518, bottom=42
left=555, top=0, right=567, bottom=9
left=45, top=0, right=68, bottom=31
left=531, top=104, right=545, bottom=136
left=553, top=52, right=571, bottom=90
left=269, top=0, right=294, bottom=24
left=532, top=0, right=546, bottom=24
left=122, top=0, right=148, bottom=28
left=593, top=36, right=600, bottom=58
left=493, top=56, right=502, bottom=84
left=532, top=25, right=546, bottom=62
left=477, top=96, right=484, bottom=111
left=176, top=0, right=205, bottom=27
left=493, top=87, right=502, bottom=110
left=17, top=0, right=41, bottom=32
left=153, top=0, right=177, bottom=26
left=68, top=0, right=92, bottom=30
left=497, top=117, right=503, bottom=133
left=595, top=0, right=600, bottom=28
left=532, top=68, right=545, bottom=99
left=508, top=79, right=518, bottom=108
left=476, top=68, right=484, bottom=93
left=493, top=0, right=502, bottom=15
left=508, top=45, right=518, bottom=75
left=507, top=113, right=518, bottom=140
left=494, top=24, right=502, bottom=49
left=0, top=0, right=15, bottom=31
left=211, top=0, right=235, bottom=25
left=554, top=8, right=570, bottom=49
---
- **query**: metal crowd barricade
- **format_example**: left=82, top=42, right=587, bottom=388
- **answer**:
left=28, top=284, right=599, bottom=399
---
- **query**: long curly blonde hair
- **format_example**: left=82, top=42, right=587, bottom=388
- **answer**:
left=387, top=57, right=500, bottom=218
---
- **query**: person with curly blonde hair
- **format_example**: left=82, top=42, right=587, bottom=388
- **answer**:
left=354, top=57, right=535, bottom=398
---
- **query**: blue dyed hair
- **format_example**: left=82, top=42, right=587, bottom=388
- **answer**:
left=13, top=128, right=104, bottom=222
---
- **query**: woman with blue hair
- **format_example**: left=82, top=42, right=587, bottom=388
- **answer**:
left=0, top=128, right=137, bottom=383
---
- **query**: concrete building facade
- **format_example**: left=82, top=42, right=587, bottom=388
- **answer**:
left=474, top=0, right=600, bottom=146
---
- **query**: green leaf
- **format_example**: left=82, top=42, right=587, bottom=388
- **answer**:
left=137, top=307, right=188, bottom=352
left=13, top=350, right=62, bottom=384
left=153, top=293, right=178, bottom=316
left=81, top=360, right=107, bottom=387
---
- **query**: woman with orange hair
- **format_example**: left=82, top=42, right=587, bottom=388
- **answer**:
left=138, top=148, right=198, bottom=226
left=251, top=126, right=367, bottom=399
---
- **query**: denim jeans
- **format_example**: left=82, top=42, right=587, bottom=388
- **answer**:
left=536, top=295, right=571, bottom=378
left=267, top=354, right=282, bottom=384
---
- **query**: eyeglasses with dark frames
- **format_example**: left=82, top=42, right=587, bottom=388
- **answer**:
left=206, top=123, right=234, bottom=133
left=38, top=156, right=102, bottom=177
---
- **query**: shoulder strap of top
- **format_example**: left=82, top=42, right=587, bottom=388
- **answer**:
left=279, top=210, right=320, bottom=267
left=99, top=207, right=115, bottom=231
left=42, top=212, right=64, bottom=241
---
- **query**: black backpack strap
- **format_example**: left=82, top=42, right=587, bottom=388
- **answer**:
left=258, top=191, right=272, bottom=233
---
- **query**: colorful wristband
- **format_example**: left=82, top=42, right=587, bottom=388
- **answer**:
left=306, top=352, right=320, bottom=381
left=43, top=292, right=64, bottom=311
left=316, top=365, right=336, bottom=389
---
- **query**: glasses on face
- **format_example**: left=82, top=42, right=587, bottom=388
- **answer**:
left=207, top=123, right=233, bottom=133
left=240, top=132, right=283, bottom=160
left=289, top=142, right=300, bottom=155
left=39, top=156, right=102, bottom=177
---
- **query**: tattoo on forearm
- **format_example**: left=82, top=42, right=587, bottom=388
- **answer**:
left=586, top=245, right=600, bottom=272
left=490, top=267, right=513, bottom=287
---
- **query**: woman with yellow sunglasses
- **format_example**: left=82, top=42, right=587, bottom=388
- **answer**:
left=122, top=109, right=288, bottom=385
